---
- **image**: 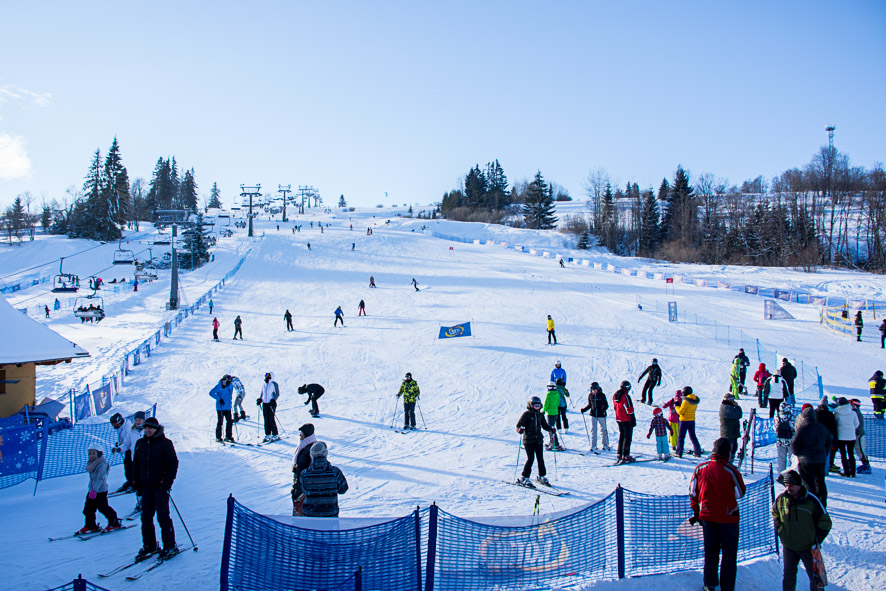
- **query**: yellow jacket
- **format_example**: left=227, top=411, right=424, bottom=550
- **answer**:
left=546, top=318, right=555, bottom=331
left=677, top=394, right=700, bottom=421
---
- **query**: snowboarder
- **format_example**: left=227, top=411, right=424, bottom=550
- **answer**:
left=369, top=275, right=376, bottom=288
left=675, top=386, right=702, bottom=458
left=516, top=396, right=554, bottom=486
left=411, top=278, right=420, bottom=292
left=646, top=407, right=672, bottom=460
left=718, top=393, right=742, bottom=462
left=257, top=372, right=280, bottom=442
left=546, top=315, right=557, bottom=345
left=79, top=445, right=122, bottom=535
left=299, top=383, right=325, bottom=417
left=637, top=358, right=662, bottom=405
left=284, top=309, right=293, bottom=331
left=233, top=315, right=243, bottom=340
left=771, top=470, right=831, bottom=591
left=212, top=317, right=220, bottom=341
left=334, top=306, right=345, bottom=327
left=869, top=370, right=885, bottom=419
left=775, top=405, right=795, bottom=475
left=733, top=348, right=750, bottom=385
left=613, top=381, right=636, bottom=463
left=764, top=372, right=789, bottom=418
left=397, top=373, right=420, bottom=430
left=580, top=382, right=610, bottom=451
left=292, top=441, right=348, bottom=517
left=663, top=390, right=682, bottom=451
left=791, top=405, right=832, bottom=508
left=358, top=299, right=366, bottom=316
left=729, top=357, right=743, bottom=400
left=849, top=399, right=871, bottom=474
left=133, top=417, right=179, bottom=561
left=833, top=397, right=858, bottom=477
left=854, top=310, right=863, bottom=341
left=779, top=358, right=798, bottom=403
left=307, top=242, right=311, bottom=250
left=291, top=423, right=317, bottom=516
left=880, top=318, right=886, bottom=348
left=209, top=375, right=235, bottom=443
left=208, top=299, right=213, bottom=314
left=753, top=363, right=771, bottom=408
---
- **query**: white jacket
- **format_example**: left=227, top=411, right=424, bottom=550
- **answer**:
left=115, top=419, right=142, bottom=455
left=833, top=403, right=859, bottom=441
left=260, top=372, right=279, bottom=404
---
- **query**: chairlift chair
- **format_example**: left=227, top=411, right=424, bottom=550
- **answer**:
left=51, top=258, right=80, bottom=293
left=113, top=240, right=136, bottom=264
left=73, top=294, right=105, bottom=323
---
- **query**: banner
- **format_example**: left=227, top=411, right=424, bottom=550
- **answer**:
left=438, top=323, right=472, bottom=339
left=74, top=389, right=92, bottom=421
left=92, top=383, right=112, bottom=416
left=0, top=426, right=39, bottom=478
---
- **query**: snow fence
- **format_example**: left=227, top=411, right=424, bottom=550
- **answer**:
left=46, top=574, right=113, bottom=591
left=221, top=475, right=775, bottom=591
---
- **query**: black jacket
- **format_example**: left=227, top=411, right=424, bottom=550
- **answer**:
left=291, top=442, right=315, bottom=500
left=517, top=408, right=552, bottom=445
left=814, top=405, right=837, bottom=437
left=719, top=400, right=742, bottom=439
left=792, top=408, right=833, bottom=464
left=300, top=383, right=325, bottom=400
left=581, top=390, right=609, bottom=417
left=133, top=427, right=178, bottom=491
left=779, top=362, right=797, bottom=383
left=638, top=364, right=662, bottom=385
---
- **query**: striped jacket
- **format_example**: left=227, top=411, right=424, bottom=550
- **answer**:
left=296, top=457, right=349, bottom=517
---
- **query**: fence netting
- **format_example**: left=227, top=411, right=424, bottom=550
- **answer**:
left=221, top=496, right=421, bottom=591
left=40, top=422, right=122, bottom=480
left=865, top=414, right=885, bottom=459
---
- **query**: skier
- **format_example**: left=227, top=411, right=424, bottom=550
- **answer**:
left=880, top=318, right=886, bottom=348
left=779, top=358, right=798, bottom=403
left=233, top=315, right=243, bottom=340
left=291, top=423, right=317, bottom=516
left=613, top=381, right=636, bottom=463
left=209, top=374, right=235, bottom=443
left=542, top=382, right=563, bottom=450
left=256, top=372, right=280, bottom=442
left=411, top=278, right=420, bottom=292
left=854, top=310, right=863, bottom=341
left=369, top=275, right=376, bottom=288
left=397, top=373, right=420, bottom=430
left=208, top=299, right=213, bottom=314
left=663, top=390, right=682, bottom=451
left=54, top=298, right=60, bottom=310
left=45, top=304, right=50, bottom=318
left=764, top=372, right=789, bottom=418
left=637, top=358, right=662, bottom=405
left=550, top=361, right=569, bottom=430
left=293, top=441, right=348, bottom=517
left=870, top=369, right=885, bottom=419
left=516, top=396, right=554, bottom=486
left=772, top=470, right=832, bottom=591
left=212, top=317, right=220, bottom=341
left=284, top=309, right=293, bottom=332
left=646, top=407, right=672, bottom=460
left=733, top=348, right=750, bottom=386
left=79, top=445, right=122, bottom=534
left=775, top=405, right=794, bottom=475
left=334, top=306, right=345, bottom=327
left=849, top=399, right=871, bottom=474
left=307, top=242, right=311, bottom=250
left=718, top=393, right=742, bottom=462
left=753, top=363, right=771, bottom=408
left=298, top=383, right=325, bottom=417
left=558, top=258, right=565, bottom=268
left=728, top=357, right=743, bottom=400
left=791, top=405, right=832, bottom=507
left=351, top=242, right=355, bottom=251
left=581, top=382, right=610, bottom=451
left=358, top=299, right=366, bottom=316
left=133, top=417, right=179, bottom=561
left=231, top=375, right=247, bottom=422
left=675, top=386, right=702, bottom=458
left=110, top=412, right=144, bottom=493
left=546, top=315, right=557, bottom=345
left=550, top=361, right=566, bottom=386
left=833, top=397, right=858, bottom=477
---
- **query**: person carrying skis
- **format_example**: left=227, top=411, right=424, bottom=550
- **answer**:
left=411, top=278, right=420, bottom=291
left=212, top=317, right=220, bottom=341
left=233, top=315, right=243, bottom=340
left=764, top=372, right=789, bottom=418
left=369, top=275, right=376, bottom=288
left=79, top=445, right=122, bottom=535
left=257, top=372, right=280, bottom=442
left=733, top=348, right=750, bottom=386
left=293, top=441, right=349, bottom=517
left=516, top=396, right=554, bottom=486
left=397, top=373, right=420, bottom=430
left=291, top=423, right=317, bottom=516
left=854, top=310, right=863, bottom=341
left=298, top=383, right=325, bottom=417
left=613, top=380, right=637, bottom=464
left=772, top=470, right=832, bottom=591
left=284, top=309, right=293, bottom=332
left=546, top=315, right=557, bottom=345
left=646, top=407, right=672, bottom=461
left=543, top=382, right=563, bottom=450
left=637, top=358, right=662, bottom=405
left=209, top=375, right=235, bottom=443
left=849, top=399, right=871, bottom=474
left=334, top=306, right=345, bottom=327
left=550, top=362, right=569, bottom=430
left=675, top=386, right=702, bottom=458
left=133, top=417, right=179, bottom=561
left=231, top=375, right=247, bottom=422
left=663, top=390, right=682, bottom=451
left=581, top=382, right=610, bottom=451
left=753, top=363, right=771, bottom=408
left=358, top=299, right=366, bottom=316
left=718, top=393, right=742, bottom=462
left=870, top=369, right=885, bottom=419
left=779, top=358, right=797, bottom=403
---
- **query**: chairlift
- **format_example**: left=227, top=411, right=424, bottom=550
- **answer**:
left=73, top=281, right=105, bottom=323
left=51, top=257, right=80, bottom=293
left=113, top=240, right=135, bottom=265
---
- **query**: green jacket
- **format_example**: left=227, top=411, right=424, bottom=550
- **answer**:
left=398, top=380, right=420, bottom=403
left=543, top=388, right=560, bottom=416
left=772, top=487, right=832, bottom=552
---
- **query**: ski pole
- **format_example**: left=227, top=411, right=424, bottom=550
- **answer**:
left=552, top=432, right=558, bottom=482
left=169, top=493, right=199, bottom=551
left=271, top=405, right=288, bottom=436
left=390, top=397, right=400, bottom=429
left=580, top=409, right=591, bottom=449
left=514, top=436, right=523, bottom=482
left=417, top=401, right=427, bottom=429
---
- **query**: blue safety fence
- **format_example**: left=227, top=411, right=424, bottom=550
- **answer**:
left=220, top=496, right=422, bottom=591
left=754, top=416, right=778, bottom=448
left=865, top=414, right=886, bottom=459
left=47, top=575, right=114, bottom=591
left=0, top=425, right=41, bottom=489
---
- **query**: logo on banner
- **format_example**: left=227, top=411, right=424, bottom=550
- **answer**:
left=438, top=322, right=472, bottom=339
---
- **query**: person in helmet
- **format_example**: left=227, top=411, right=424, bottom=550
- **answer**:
left=543, top=382, right=563, bottom=450
left=546, top=315, right=557, bottom=345
left=230, top=376, right=247, bottom=422
left=516, top=396, right=554, bottom=486
left=581, top=382, right=610, bottom=451
left=613, top=380, right=637, bottom=463
left=80, top=445, right=121, bottom=535
left=257, top=372, right=280, bottom=442
left=397, top=373, right=420, bottom=430
left=209, top=374, right=235, bottom=443
left=637, top=358, right=662, bottom=405
left=676, top=386, right=703, bottom=458
left=110, top=413, right=136, bottom=493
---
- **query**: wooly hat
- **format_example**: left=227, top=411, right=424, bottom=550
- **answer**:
left=133, top=411, right=146, bottom=421
left=310, top=441, right=328, bottom=459
left=298, top=423, right=315, bottom=437
left=652, top=407, right=662, bottom=415
left=143, top=417, right=161, bottom=429
left=712, top=438, right=732, bottom=458
left=781, top=470, right=803, bottom=486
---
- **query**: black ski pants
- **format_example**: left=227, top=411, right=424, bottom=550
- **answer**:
left=140, top=487, right=175, bottom=551
left=547, top=329, right=557, bottom=344
left=83, top=491, right=118, bottom=529
left=616, top=421, right=633, bottom=458
left=769, top=398, right=783, bottom=419
left=216, top=410, right=233, bottom=440
left=262, top=402, right=278, bottom=436
left=307, top=394, right=320, bottom=415
left=334, top=316, right=344, bottom=326
left=233, top=326, right=242, bottom=339
left=739, top=367, right=747, bottom=385
left=212, top=327, right=219, bottom=340
left=555, top=406, right=568, bottom=430
left=782, top=546, right=817, bottom=591
left=123, top=450, right=134, bottom=486
left=701, top=520, right=739, bottom=591
left=286, top=318, right=293, bottom=331
left=403, top=401, right=416, bottom=428
left=641, top=380, right=657, bottom=404
left=838, top=440, right=856, bottom=476
left=798, top=462, right=828, bottom=508
left=522, top=442, right=547, bottom=478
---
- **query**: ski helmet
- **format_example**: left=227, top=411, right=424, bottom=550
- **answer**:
left=652, top=358, right=658, bottom=364
left=110, top=412, right=124, bottom=427
left=620, top=380, right=631, bottom=391
left=405, top=372, right=412, bottom=379
left=529, top=396, right=543, bottom=408
left=547, top=382, right=557, bottom=390
left=555, top=361, right=561, bottom=367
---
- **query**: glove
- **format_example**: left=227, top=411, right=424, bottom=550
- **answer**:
left=111, top=446, right=121, bottom=454
left=646, top=433, right=650, bottom=439
left=304, top=399, right=310, bottom=405
left=517, top=427, right=525, bottom=434
left=87, top=490, right=97, bottom=500
left=256, top=398, right=262, bottom=406
left=688, top=516, right=698, bottom=525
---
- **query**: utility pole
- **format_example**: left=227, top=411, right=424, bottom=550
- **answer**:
left=240, top=184, right=261, bottom=237
left=278, top=184, right=291, bottom=222
left=169, top=224, right=179, bottom=310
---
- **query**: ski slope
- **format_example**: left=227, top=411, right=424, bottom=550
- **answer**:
left=1, top=206, right=883, bottom=591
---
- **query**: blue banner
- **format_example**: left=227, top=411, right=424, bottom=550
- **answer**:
left=438, top=322, right=472, bottom=339
left=0, top=425, right=39, bottom=481
left=92, top=383, right=112, bottom=416
left=74, top=390, right=92, bottom=421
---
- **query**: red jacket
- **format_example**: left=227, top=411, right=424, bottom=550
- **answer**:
left=613, top=388, right=635, bottom=423
left=212, top=318, right=220, bottom=329
left=753, top=363, right=770, bottom=388
left=689, top=455, right=746, bottom=523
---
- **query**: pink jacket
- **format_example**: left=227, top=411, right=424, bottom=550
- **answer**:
left=663, top=394, right=682, bottom=423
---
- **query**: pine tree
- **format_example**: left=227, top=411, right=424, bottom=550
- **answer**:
left=180, top=168, right=198, bottom=211
left=169, top=157, right=180, bottom=209
left=208, top=182, right=222, bottom=209
left=464, top=165, right=488, bottom=209
left=522, top=171, right=558, bottom=229
left=600, top=183, right=617, bottom=251
left=661, top=166, right=697, bottom=244
left=485, top=159, right=510, bottom=210
left=5, top=196, right=26, bottom=242
left=103, top=137, right=130, bottom=227
left=182, top=214, right=210, bottom=269
left=638, top=189, right=660, bottom=256
left=338, top=194, right=347, bottom=208
left=577, top=231, right=590, bottom=249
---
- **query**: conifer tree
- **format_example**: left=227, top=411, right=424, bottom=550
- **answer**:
left=638, top=189, right=660, bottom=256
left=522, top=171, right=558, bottom=229
left=208, top=182, right=222, bottom=209
left=180, top=168, right=198, bottom=211
left=661, top=166, right=697, bottom=244
left=182, top=214, right=210, bottom=269
left=103, top=137, right=130, bottom=226
left=338, top=194, right=347, bottom=207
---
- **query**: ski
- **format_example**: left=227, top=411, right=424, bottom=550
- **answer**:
left=125, top=546, right=187, bottom=580
left=98, top=550, right=160, bottom=577
left=79, top=524, right=136, bottom=540
left=108, top=489, right=135, bottom=498
left=49, top=532, right=89, bottom=542
left=606, top=455, right=658, bottom=467
left=504, top=480, right=569, bottom=496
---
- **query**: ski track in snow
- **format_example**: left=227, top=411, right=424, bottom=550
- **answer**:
left=1, top=209, right=883, bottom=591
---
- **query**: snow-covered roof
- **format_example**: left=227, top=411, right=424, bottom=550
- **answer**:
left=0, top=298, right=89, bottom=365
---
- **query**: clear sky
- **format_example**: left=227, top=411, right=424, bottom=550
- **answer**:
left=1, top=1, right=884, bottom=210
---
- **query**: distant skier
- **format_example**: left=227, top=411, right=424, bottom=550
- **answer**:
left=871, top=370, right=886, bottom=419
left=307, top=243, right=311, bottom=250
left=613, top=381, right=636, bottom=464
left=559, top=259, right=565, bottom=268
left=546, top=315, right=557, bottom=345
left=54, top=298, right=60, bottom=310
left=298, top=383, right=325, bottom=417
left=581, top=382, right=610, bottom=451
left=543, top=382, right=563, bottom=450
left=369, top=275, right=376, bottom=288
left=733, top=348, right=750, bottom=385
left=233, top=315, right=243, bottom=340
left=779, top=358, right=798, bottom=403
left=257, top=372, right=280, bottom=442
left=352, top=242, right=355, bottom=251
left=212, top=317, right=220, bottom=341
left=358, top=299, right=366, bottom=316
left=45, top=304, right=50, bottom=318
left=334, top=306, right=345, bottom=327
left=397, top=373, right=420, bottom=430
left=79, top=445, right=121, bottom=535
left=284, top=309, right=293, bottom=332
left=411, top=278, right=420, bottom=292
left=133, top=417, right=179, bottom=561
left=854, top=310, right=863, bottom=341
left=637, top=358, right=662, bottom=405
left=209, top=374, right=235, bottom=443
left=646, top=407, right=672, bottom=461
left=729, top=357, right=743, bottom=400
left=516, top=396, right=553, bottom=486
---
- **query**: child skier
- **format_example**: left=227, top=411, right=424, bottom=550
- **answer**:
left=662, top=390, right=682, bottom=451
left=646, top=407, right=673, bottom=460
left=79, top=445, right=121, bottom=534
left=543, top=382, right=563, bottom=450
left=516, top=396, right=554, bottom=486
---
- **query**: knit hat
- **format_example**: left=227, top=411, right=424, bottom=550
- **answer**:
left=310, top=440, right=328, bottom=459
left=712, top=437, right=731, bottom=458
left=143, top=417, right=161, bottom=429
left=820, top=395, right=829, bottom=406
left=801, top=403, right=813, bottom=411
left=723, top=392, right=734, bottom=401
left=781, top=470, right=802, bottom=486
left=298, top=423, right=315, bottom=437
left=837, top=397, right=849, bottom=406
left=133, top=411, right=146, bottom=421
left=681, top=386, right=693, bottom=396
left=652, top=406, right=662, bottom=415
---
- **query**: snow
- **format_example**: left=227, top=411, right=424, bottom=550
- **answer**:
left=1, top=206, right=883, bottom=591
left=0, top=296, right=88, bottom=364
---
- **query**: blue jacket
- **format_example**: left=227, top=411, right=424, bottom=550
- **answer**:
left=334, top=307, right=343, bottom=317
left=551, top=367, right=567, bottom=385
left=209, top=381, right=233, bottom=411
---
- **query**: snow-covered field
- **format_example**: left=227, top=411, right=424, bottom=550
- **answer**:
left=1, top=205, right=883, bottom=591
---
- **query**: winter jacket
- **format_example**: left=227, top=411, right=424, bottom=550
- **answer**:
left=648, top=414, right=672, bottom=438
left=334, top=307, right=343, bottom=318
left=114, top=419, right=136, bottom=455
left=209, top=379, right=234, bottom=411
left=880, top=320, right=886, bottom=337
left=638, top=363, right=662, bottom=385
left=517, top=407, right=553, bottom=445
left=763, top=374, right=788, bottom=400
left=814, top=405, right=837, bottom=438
left=613, top=388, right=635, bottom=424
left=260, top=378, right=280, bottom=404
left=556, top=385, right=570, bottom=409
left=301, top=384, right=325, bottom=401
left=776, top=412, right=794, bottom=440
left=581, top=389, right=609, bottom=417
left=550, top=367, right=567, bottom=385
left=854, top=313, right=863, bottom=329
left=296, top=457, right=348, bottom=517
left=729, top=358, right=741, bottom=383
left=543, top=388, right=560, bottom=416
left=772, top=487, right=832, bottom=552
left=86, top=455, right=110, bottom=494
left=833, top=402, right=859, bottom=441
left=779, top=361, right=797, bottom=384
left=719, top=400, right=742, bottom=440
left=676, top=393, right=700, bottom=422
left=791, top=408, right=832, bottom=464
left=871, top=373, right=886, bottom=398
left=398, top=379, right=420, bottom=403
left=133, top=427, right=178, bottom=491
left=753, top=364, right=771, bottom=388
left=734, top=352, right=750, bottom=371
left=234, top=316, right=242, bottom=328
left=291, top=436, right=316, bottom=500
left=663, top=395, right=682, bottom=423
left=852, top=406, right=865, bottom=438
left=689, top=455, right=746, bottom=524
left=212, top=318, right=219, bottom=329
left=546, top=318, right=555, bottom=331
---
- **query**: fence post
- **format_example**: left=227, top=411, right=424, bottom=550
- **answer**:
left=73, top=574, right=86, bottom=591
left=817, top=372, right=824, bottom=401
left=414, top=507, right=422, bottom=591
left=616, top=485, right=625, bottom=579
left=425, top=503, right=438, bottom=591
left=219, top=495, right=235, bottom=591
left=755, top=339, right=762, bottom=363
left=356, top=566, right=362, bottom=591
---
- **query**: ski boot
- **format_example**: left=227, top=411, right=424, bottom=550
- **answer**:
left=136, top=544, right=160, bottom=562
left=78, top=525, right=101, bottom=535
left=536, top=475, right=551, bottom=486
left=857, top=463, right=872, bottom=474
left=224, top=437, right=235, bottom=443
left=829, top=464, right=841, bottom=474
left=622, top=455, right=636, bottom=463
left=216, top=437, right=223, bottom=444
left=159, top=544, right=180, bottom=560
left=240, top=411, right=247, bottom=420
left=104, top=521, right=122, bottom=533
left=517, top=476, right=534, bottom=487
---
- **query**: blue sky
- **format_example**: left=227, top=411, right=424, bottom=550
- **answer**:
left=1, top=1, right=884, bottom=210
